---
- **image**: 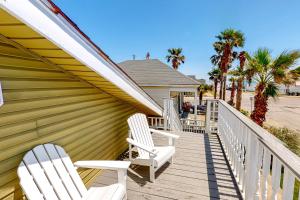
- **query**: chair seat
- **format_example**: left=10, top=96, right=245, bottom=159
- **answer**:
left=153, top=146, right=175, bottom=168
left=133, top=146, right=175, bottom=168
left=83, top=184, right=125, bottom=200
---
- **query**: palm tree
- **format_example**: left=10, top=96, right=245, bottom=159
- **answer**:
left=236, top=51, right=247, bottom=110
left=166, top=48, right=185, bottom=70
left=247, top=48, right=300, bottom=126
left=208, top=68, right=221, bottom=99
left=211, top=42, right=223, bottom=99
left=198, top=84, right=211, bottom=105
left=228, top=77, right=237, bottom=106
left=215, top=29, right=245, bottom=100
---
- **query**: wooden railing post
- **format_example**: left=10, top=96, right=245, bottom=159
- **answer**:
left=163, top=98, right=168, bottom=130
left=205, top=100, right=211, bottom=134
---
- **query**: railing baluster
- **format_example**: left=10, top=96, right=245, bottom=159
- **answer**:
left=261, top=148, right=271, bottom=200
left=271, top=157, right=282, bottom=200
left=255, top=142, right=264, bottom=199
left=282, top=168, right=295, bottom=200
left=245, top=132, right=260, bottom=199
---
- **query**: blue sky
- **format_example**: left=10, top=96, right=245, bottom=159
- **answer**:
left=53, top=0, right=300, bottom=81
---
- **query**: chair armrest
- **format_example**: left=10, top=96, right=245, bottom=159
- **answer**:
left=150, top=129, right=180, bottom=139
left=74, top=160, right=131, bottom=170
left=74, top=160, right=130, bottom=188
left=126, top=138, right=157, bottom=156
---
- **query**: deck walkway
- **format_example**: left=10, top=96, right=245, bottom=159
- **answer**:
left=90, top=132, right=242, bottom=200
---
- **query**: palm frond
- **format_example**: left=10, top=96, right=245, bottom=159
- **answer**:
left=273, top=50, right=300, bottom=70
left=264, top=82, right=279, bottom=99
left=254, top=48, right=272, bottom=67
left=272, top=68, right=285, bottom=83
left=166, top=48, right=185, bottom=69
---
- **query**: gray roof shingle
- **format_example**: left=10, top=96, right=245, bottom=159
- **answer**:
left=118, top=59, right=200, bottom=86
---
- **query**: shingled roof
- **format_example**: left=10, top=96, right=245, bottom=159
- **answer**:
left=118, top=59, right=200, bottom=86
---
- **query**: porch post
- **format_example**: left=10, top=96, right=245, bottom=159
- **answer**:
left=163, top=98, right=168, bottom=130
left=194, top=90, right=198, bottom=119
left=205, top=100, right=211, bottom=134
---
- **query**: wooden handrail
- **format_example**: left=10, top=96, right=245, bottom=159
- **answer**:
left=218, top=100, right=300, bottom=178
left=215, top=99, right=300, bottom=199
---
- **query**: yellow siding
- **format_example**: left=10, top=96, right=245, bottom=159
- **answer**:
left=0, top=41, right=136, bottom=199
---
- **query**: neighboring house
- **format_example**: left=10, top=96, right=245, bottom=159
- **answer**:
left=0, top=1, right=161, bottom=199
left=118, top=59, right=200, bottom=114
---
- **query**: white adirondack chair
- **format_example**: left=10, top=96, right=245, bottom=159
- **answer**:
left=17, top=143, right=130, bottom=200
left=127, top=113, right=179, bottom=182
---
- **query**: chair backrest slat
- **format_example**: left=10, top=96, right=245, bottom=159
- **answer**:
left=33, top=145, right=72, bottom=200
left=22, top=151, right=59, bottom=200
left=43, top=144, right=85, bottom=199
left=18, top=162, right=44, bottom=200
left=53, top=144, right=87, bottom=196
left=18, top=144, right=87, bottom=200
left=128, top=113, right=154, bottom=158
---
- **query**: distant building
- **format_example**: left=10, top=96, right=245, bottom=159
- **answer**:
left=119, top=59, right=200, bottom=113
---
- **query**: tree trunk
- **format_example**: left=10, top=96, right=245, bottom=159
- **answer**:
left=222, top=75, right=227, bottom=100
left=236, top=51, right=246, bottom=111
left=219, top=77, right=223, bottom=99
left=228, top=80, right=235, bottom=106
left=236, top=78, right=243, bottom=110
left=250, top=84, right=268, bottom=126
left=214, top=80, right=218, bottom=99
left=199, top=91, right=203, bottom=105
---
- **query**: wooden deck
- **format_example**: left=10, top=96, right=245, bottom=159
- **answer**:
left=90, top=132, right=242, bottom=199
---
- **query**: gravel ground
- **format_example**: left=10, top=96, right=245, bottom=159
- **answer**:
left=185, top=92, right=300, bottom=134
left=226, top=91, right=300, bottom=134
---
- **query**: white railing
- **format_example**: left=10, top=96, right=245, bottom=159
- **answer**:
left=217, top=100, right=300, bottom=200
left=148, top=116, right=164, bottom=129
left=148, top=99, right=183, bottom=131
left=170, top=104, right=183, bottom=131
left=181, top=119, right=205, bottom=133
left=205, top=100, right=218, bottom=133
left=163, top=98, right=182, bottom=131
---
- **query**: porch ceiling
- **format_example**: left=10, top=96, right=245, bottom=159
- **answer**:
left=0, top=7, right=161, bottom=116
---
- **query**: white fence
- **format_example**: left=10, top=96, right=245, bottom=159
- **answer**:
left=205, top=100, right=218, bottom=133
left=180, top=119, right=205, bottom=133
left=218, top=100, right=300, bottom=200
left=148, top=117, right=164, bottom=129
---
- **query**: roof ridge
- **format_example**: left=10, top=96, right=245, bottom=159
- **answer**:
left=118, top=59, right=200, bottom=86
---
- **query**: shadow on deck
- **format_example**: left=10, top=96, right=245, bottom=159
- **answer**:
left=90, top=132, right=242, bottom=200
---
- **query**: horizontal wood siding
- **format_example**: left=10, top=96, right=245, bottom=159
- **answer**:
left=0, top=41, right=136, bottom=199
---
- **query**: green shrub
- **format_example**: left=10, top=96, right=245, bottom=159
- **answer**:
left=267, top=126, right=300, bottom=156
left=240, top=109, right=249, bottom=116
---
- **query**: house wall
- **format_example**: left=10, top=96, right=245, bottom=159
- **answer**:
left=142, top=86, right=198, bottom=112
left=0, top=41, right=136, bottom=199
left=142, top=87, right=170, bottom=108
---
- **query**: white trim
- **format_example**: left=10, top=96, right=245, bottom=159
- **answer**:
left=0, top=0, right=162, bottom=115
left=0, top=82, right=3, bottom=107
left=169, top=87, right=197, bottom=92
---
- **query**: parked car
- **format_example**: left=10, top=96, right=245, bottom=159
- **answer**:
left=190, top=105, right=206, bottom=114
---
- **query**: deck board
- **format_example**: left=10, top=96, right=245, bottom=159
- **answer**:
left=90, top=132, right=242, bottom=199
